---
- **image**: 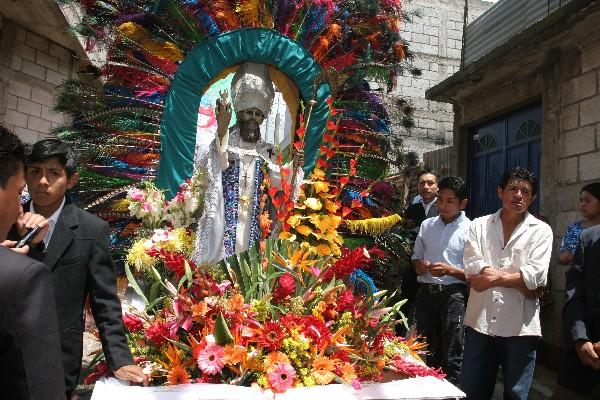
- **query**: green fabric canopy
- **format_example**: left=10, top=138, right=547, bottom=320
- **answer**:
left=156, top=28, right=331, bottom=198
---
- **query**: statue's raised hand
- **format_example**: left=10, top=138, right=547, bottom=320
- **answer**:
left=216, top=90, right=232, bottom=142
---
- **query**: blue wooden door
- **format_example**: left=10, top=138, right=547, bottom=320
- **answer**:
left=468, top=104, right=542, bottom=218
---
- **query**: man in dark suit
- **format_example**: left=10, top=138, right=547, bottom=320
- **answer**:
left=12, top=139, right=147, bottom=398
left=555, top=224, right=600, bottom=398
left=401, top=169, right=440, bottom=328
left=404, top=169, right=440, bottom=227
left=0, top=127, right=65, bottom=399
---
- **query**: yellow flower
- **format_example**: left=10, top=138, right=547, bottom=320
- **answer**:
left=313, top=181, right=330, bottom=193
left=279, top=232, right=297, bottom=241
left=315, top=215, right=341, bottom=233
left=296, top=225, right=313, bottom=236
left=126, top=238, right=157, bottom=271
left=314, top=243, right=332, bottom=256
left=304, top=198, right=322, bottom=210
left=311, top=168, right=326, bottom=180
left=323, top=199, right=339, bottom=213
left=287, top=214, right=303, bottom=228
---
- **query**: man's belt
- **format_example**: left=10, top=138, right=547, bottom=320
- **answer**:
left=420, top=282, right=466, bottom=294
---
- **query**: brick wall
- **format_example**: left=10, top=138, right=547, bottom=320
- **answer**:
left=0, top=19, right=74, bottom=143
left=554, top=38, right=600, bottom=254
left=393, top=0, right=493, bottom=157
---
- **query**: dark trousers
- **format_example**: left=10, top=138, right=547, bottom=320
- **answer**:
left=411, top=283, right=467, bottom=385
left=460, top=327, right=538, bottom=400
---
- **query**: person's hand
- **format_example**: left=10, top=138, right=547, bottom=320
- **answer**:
left=468, top=267, right=499, bottom=292
left=1, top=240, right=29, bottom=255
left=114, top=364, right=149, bottom=386
left=15, top=212, right=49, bottom=245
left=575, top=340, right=600, bottom=370
left=216, top=90, right=232, bottom=142
left=558, top=252, right=573, bottom=264
left=429, top=262, right=452, bottom=277
left=414, top=260, right=431, bottom=275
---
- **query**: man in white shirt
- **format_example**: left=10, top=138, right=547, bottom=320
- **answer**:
left=460, top=167, right=553, bottom=400
left=411, top=177, right=471, bottom=384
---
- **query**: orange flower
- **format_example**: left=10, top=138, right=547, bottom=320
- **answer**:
left=311, top=356, right=336, bottom=384
left=224, top=344, right=246, bottom=365
left=264, top=351, right=291, bottom=372
left=296, top=225, right=312, bottom=236
left=227, top=294, right=245, bottom=312
left=167, top=365, right=190, bottom=385
left=279, top=232, right=297, bottom=242
left=315, top=243, right=332, bottom=256
left=191, top=301, right=209, bottom=322
left=339, top=362, right=357, bottom=383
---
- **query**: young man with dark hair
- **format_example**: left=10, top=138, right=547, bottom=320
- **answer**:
left=460, top=166, right=553, bottom=400
left=411, top=176, right=470, bottom=384
left=0, top=127, right=66, bottom=399
left=405, top=169, right=440, bottom=226
left=11, top=138, right=147, bottom=397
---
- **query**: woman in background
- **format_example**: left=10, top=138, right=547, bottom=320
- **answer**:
left=559, top=182, right=600, bottom=265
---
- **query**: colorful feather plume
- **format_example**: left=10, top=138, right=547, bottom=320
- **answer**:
left=54, top=0, right=414, bottom=268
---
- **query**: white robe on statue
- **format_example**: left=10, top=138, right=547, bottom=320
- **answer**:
left=192, top=125, right=302, bottom=265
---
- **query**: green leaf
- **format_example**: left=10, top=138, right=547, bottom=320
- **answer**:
left=165, top=337, right=192, bottom=354
left=150, top=265, right=162, bottom=282
left=146, top=296, right=167, bottom=311
left=125, top=263, right=148, bottom=305
left=184, top=260, right=193, bottom=286
left=148, top=281, right=161, bottom=303
left=214, top=312, right=234, bottom=345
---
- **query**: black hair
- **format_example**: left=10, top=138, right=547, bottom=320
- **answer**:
left=417, top=168, right=440, bottom=182
left=0, top=125, right=25, bottom=189
left=581, top=182, right=600, bottom=202
left=438, top=176, right=468, bottom=200
left=26, top=139, right=78, bottom=177
left=499, top=166, right=538, bottom=195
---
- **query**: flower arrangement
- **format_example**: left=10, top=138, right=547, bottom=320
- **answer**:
left=126, top=171, right=207, bottom=229
left=111, top=238, right=441, bottom=392
left=89, top=103, right=444, bottom=394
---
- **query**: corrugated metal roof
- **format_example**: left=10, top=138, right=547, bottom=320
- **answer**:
left=464, top=0, right=572, bottom=65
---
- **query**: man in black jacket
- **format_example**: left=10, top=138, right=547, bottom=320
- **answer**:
left=404, top=169, right=440, bottom=227
left=0, top=128, right=65, bottom=399
left=12, top=139, right=147, bottom=398
left=401, top=169, right=440, bottom=328
left=555, top=224, right=600, bottom=398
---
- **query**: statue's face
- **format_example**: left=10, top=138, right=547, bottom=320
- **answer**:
left=238, top=108, right=264, bottom=143
left=239, top=108, right=265, bottom=124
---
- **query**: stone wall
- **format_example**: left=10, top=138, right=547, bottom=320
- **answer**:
left=393, top=0, right=493, bottom=157
left=0, top=18, right=74, bottom=142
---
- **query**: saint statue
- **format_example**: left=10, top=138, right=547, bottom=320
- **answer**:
left=192, top=62, right=302, bottom=264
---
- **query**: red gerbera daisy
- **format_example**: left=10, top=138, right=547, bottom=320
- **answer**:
left=257, top=321, right=286, bottom=352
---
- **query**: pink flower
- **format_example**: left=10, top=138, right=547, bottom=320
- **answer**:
left=197, top=343, right=225, bottom=375
left=267, top=363, right=296, bottom=392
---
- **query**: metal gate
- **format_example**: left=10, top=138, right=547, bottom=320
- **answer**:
left=468, top=103, right=542, bottom=218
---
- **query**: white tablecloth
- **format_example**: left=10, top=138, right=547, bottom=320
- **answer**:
left=91, top=377, right=465, bottom=400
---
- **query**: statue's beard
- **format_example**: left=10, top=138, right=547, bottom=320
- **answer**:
left=239, top=120, right=261, bottom=143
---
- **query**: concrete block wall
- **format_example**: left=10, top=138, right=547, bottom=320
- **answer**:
left=552, top=38, right=600, bottom=297
left=393, top=0, right=493, bottom=157
left=0, top=18, right=74, bottom=143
